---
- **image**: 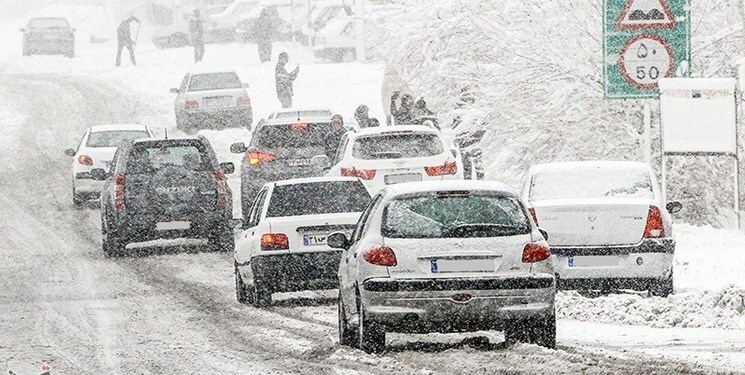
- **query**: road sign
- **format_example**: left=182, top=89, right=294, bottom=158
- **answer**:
left=604, top=0, right=690, bottom=99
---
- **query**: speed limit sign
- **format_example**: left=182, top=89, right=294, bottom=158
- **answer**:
left=619, top=34, right=674, bottom=90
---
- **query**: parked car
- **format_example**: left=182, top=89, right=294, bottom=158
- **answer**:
left=332, top=180, right=556, bottom=353
left=234, top=177, right=371, bottom=306
left=322, top=125, right=464, bottom=194
left=152, top=5, right=232, bottom=49
left=229, top=113, right=342, bottom=220
left=210, top=0, right=262, bottom=39
left=97, top=135, right=235, bottom=256
left=21, top=17, right=75, bottom=57
left=171, top=70, right=253, bottom=133
left=235, top=1, right=310, bottom=45
left=64, top=124, right=154, bottom=207
left=312, top=17, right=355, bottom=63
left=520, top=161, right=683, bottom=297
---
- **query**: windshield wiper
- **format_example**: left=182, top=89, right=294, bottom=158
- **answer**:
left=442, top=223, right=521, bottom=238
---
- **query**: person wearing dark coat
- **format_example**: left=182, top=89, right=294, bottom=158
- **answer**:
left=324, top=114, right=346, bottom=159
left=255, top=8, right=275, bottom=63
left=390, top=91, right=415, bottom=125
left=275, top=52, right=299, bottom=108
left=116, top=15, right=140, bottom=66
left=354, top=104, right=372, bottom=128
left=189, top=10, right=205, bottom=62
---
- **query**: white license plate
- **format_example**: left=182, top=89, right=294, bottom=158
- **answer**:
left=303, top=234, right=327, bottom=246
left=431, top=258, right=495, bottom=273
left=568, top=256, right=619, bottom=267
left=204, top=97, right=232, bottom=108
left=288, top=159, right=312, bottom=167
left=156, top=221, right=191, bottom=231
left=385, top=173, right=422, bottom=185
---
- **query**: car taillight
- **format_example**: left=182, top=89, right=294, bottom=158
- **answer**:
left=237, top=96, right=251, bottom=106
left=424, top=161, right=457, bottom=176
left=261, top=233, right=289, bottom=251
left=214, top=169, right=228, bottom=207
left=185, top=100, right=199, bottom=109
left=643, top=205, right=665, bottom=238
left=114, top=173, right=126, bottom=212
left=247, top=150, right=276, bottom=166
left=363, top=246, right=397, bottom=267
left=528, top=207, right=539, bottom=225
left=78, top=154, right=93, bottom=166
left=341, top=167, right=376, bottom=180
left=522, top=241, right=551, bottom=263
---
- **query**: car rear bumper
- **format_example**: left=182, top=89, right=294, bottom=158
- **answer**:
left=556, top=276, right=670, bottom=291
left=360, top=275, right=556, bottom=333
left=248, top=250, right=342, bottom=292
left=180, top=108, right=253, bottom=129
left=73, top=176, right=104, bottom=194
left=113, top=211, right=228, bottom=242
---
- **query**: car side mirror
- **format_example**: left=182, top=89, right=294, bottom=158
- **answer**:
left=220, top=162, right=235, bottom=174
left=666, top=201, right=683, bottom=214
left=230, top=142, right=247, bottom=154
left=538, top=228, right=549, bottom=241
left=90, top=168, right=109, bottom=181
left=230, top=218, right=245, bottom=230
left=169, top=88, right=179, bottom=94
left=64, top=148, right=76, bottom=156
left=327, top=232, right=349, bottom=249
left=311, top=155, right=330, bottom=169
left=242, top=82, right=250, bottom=88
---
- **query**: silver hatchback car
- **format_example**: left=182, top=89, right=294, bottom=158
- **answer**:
left=330, top=180, right=556, bottom=353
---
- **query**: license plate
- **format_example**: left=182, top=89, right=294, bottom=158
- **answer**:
left=431, top=258, right=495, bottom=273
left=155, top=221, right=191, bottom=231
left=303, top=233, right=328, bottom=246
left=203, top=97, right=231, bottom=108
left=567, top=256, right=619, bottom=267
left=287, top=158, right=312, bottom=167
left=385, top=173, right=422, bottom=185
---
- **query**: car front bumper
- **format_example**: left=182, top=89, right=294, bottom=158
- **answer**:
left=360, top=275, right=556, bottom=333
left=245, top=250, right=343, bottom=293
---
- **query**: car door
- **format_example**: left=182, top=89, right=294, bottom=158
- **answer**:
left=236, top=187, right=270, bottom=267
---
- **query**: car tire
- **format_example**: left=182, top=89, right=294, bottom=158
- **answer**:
left=358, top=305, right=385, bottom=354
left=649, top=272, right=674, bottom=298
left=234, top=263, right=255, bottom=304
left=209, top=227, right=234, bottom=252
left=252, top=279, right=272, bottom=307
left=102, top=230, right=125, bottom=257
left=505, top=312, right=556, bottom=349
left=338, top=289, right=359, bottom=347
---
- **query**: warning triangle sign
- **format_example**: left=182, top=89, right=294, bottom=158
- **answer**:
left=616, top=0, right=677, bottom=30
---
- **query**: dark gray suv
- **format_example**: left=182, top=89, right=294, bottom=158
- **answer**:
left=97, top=136, right=235, bottom=256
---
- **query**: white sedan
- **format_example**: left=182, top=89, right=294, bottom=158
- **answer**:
left=520, top=161, right=683, bottom=297
left=64, top=124, right=153, bottom=207
left=323, top=125, right=464, bottom=194
left=234, top=177, right=371, bottom=306
left=330, top=180, right=556, bottom=353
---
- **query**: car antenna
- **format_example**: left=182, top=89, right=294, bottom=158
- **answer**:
left=164, top=128, right=168, bottom=140
left=297, top=111, right=300, bottom=121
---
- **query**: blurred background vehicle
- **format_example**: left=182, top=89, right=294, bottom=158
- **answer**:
left=150, top=1, right=234, bottom=49
left=21, top=17, right=75, bottom=57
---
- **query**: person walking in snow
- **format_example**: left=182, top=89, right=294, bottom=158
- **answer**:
left=390, top=91, right=415, bottom=125
left=116, top=15, right=140, bottom=67
left=189, top=9, right=205, bottom=63
left=275, top=52, right=299, bottom=108
left=256, top=7, right=275, bottom=63
left=354, top=104, right=372, bottom=129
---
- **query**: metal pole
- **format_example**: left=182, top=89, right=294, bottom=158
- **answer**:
left=735, top=155, right=740, bottom=230
left=659, top=98, right=667, bottom=202
left=355, top=0, right=366, bottom=62
left=644, top=101, right=652, bottom=165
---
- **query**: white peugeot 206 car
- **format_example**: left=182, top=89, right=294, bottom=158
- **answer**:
left=330, top=180, right=556, bottom=353
left=521, top=161, right=683, bottom=297
left=234, top=177, right=372, bottom=306
left=64, top=124, right=153, bottom=207
left=322, top=125, right=464, bottom=194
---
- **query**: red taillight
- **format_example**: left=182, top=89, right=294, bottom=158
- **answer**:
left=237, top=96, right=251, bottom=107
left=214, top=169, right=228, bottom=207
left=643, top=205, right=665, bottom=238
left=522, top=241, right=551, bottom=263
left=528, top=207, right=539, bottom=225
left=363, top=246, right=397, bottom=267
left=114, top=173, right=126, bottom=212
left=341, top=167, right=376, bottom=180
left=291, top=122, right=308, bottom=131
left=424, top=161, right=457, bottom=176
left=248, top=150, right=275, bottom=166
left=185, top=100, right=199, bottom=109
left=261, top=233, right=289, bottom=251
left=78, top=154, right=93, bottom=166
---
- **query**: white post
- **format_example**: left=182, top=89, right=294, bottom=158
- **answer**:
left=735, top=156, right=741, bottom=230
left=355, top=0, right=366, bottom=62
left=644, top=102, right=652, bottom=165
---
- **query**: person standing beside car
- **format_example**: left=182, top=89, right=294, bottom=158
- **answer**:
left=275, top=52, right=299, bottom=108
left=189, top=9, right=205, bottom=63
left=324, top=114, right=347, bottom=159
left=116, top=15, right=140, bottom=67
left=354, top=104, right=372, bottom=128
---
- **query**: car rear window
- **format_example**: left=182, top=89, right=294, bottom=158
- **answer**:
left=266, top=181, right=370, bottom=217
left=188, top=73, right=242, bottom=91
left=352, top=133, right=444, bottom=160
left=529, top=167, right=654, bottom=201
left=127, top=142, right=212, bottom=174
left=87, top=130, right=149, bottom=148
left=254, top=122, right=335, bottom=148
left=274, top=110, right=331, bottom=119
left=382, top=192, right=531, bottom=238
left=28, top=18, right=69, bottom=29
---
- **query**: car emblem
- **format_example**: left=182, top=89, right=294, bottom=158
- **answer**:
left=455, top=243, right=464, bottom=248
left=393, top=160, right=407, bottom=166
left=588, top=213, right=597, bottom=222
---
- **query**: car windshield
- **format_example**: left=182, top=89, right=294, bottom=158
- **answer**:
left=382, top=192, right=531, bottom=238
left=86, top=130, right=149, bottom=148
left=530, top=166, right=654, bottom=200
left=127, top=143, right=211, bottom=173
left=188, top=73, right=242, bottom=91
left=254, top=122, right=335, bottom=148
left=266, top=181, right=370, bottom=217
left=28, top=18, right=69, bottom=30
left=353, top=133, right=444, bottom=160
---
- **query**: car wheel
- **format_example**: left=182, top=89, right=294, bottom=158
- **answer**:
left=505, top=312, right=556, bottom=349
left=102, top=230, right=125, bottom=257
left=649, top=272, right=674, bottom=298
left=234, top=263, right=255, bottom=304
left=358, top=305, right=385, bottom=354
left=338, top=289, right=359, bottom=347
left=209, top=227, right=234, bottom=252
left=252, top=279, right=272, bottom=307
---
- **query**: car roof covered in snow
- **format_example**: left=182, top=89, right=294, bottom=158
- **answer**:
left=382, top=180, right=517, bottom=198
left=261, top=115, right=333, bottom=125
left=353, top=125, right=441, bottom=137
left=271, top=176, right=363, bottom=187
left=186, top=68, right=241, bottom=77
left=268, top=108, right=333, bottom=120
left=89, top=124, right=149, bottom=132
left=528, top=160, right=653, bottom=174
